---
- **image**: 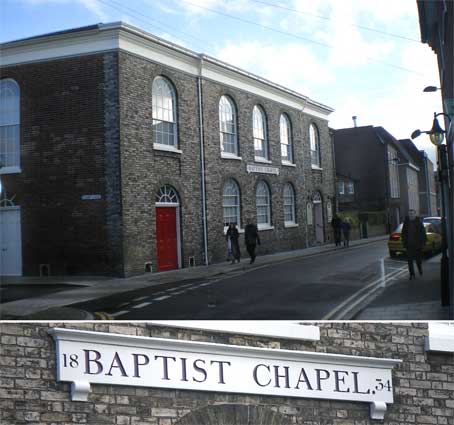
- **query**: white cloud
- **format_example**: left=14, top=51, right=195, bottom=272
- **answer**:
left=217, top=40, right=334, bottom=95
left=18, top=0, right=108, bottom=21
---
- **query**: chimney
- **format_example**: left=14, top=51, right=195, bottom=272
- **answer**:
left=352, top=116, right=357, bottom=128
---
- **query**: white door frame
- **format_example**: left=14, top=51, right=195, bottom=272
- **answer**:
left=155, top=202, right=182, bottom=269
left=0, top=205, right=22, bottom=276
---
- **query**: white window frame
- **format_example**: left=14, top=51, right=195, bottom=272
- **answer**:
left=0, top=79, right=21, bottom=174
left=223, top=179, right=241, bottom=231
left=309, top=123, right=321, bottom=168
left=280, top=114, right=293, bottom=164
left=152, top=76, right=178, bottom=150
left=338, top=181, right=345, bottom=195
left=347, top=181, right=354, bottom=194
left=256, top=181, right=272, bottom=229
left=253, top=105, right=268, bottom=161
left=219, top=95, right=238, bottom=157
left=283, top=183, right=296, bottom=226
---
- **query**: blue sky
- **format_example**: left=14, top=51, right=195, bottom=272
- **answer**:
left=1, top=0, right=443, bottom=164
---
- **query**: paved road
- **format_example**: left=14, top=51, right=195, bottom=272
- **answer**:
left=72, top=240, right=408, bottom=319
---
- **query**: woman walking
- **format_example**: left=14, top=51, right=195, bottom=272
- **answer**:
left=226, top=223, right=241, bottom=264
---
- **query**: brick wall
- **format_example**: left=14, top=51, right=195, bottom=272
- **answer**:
left=1, top=322, right=452, bottom=424
left=1, top=54, right=117, bottom=275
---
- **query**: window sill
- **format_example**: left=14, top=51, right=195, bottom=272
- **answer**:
left=311, top=165, right=323, bottom=171
left=0, top=166, right=22, bottom=175
left=281, top=161, right=296, bottom=167
left=254, top=157, right=272, bottom=164
left=284, top=222, right=299, bottom=228
left=221, top=153, right=242, bottom=161
left=153, top=144, right=182, bottom=154
left=223, top=227, right=245, bottom=235
left=258, top=225, right=274, bottom=231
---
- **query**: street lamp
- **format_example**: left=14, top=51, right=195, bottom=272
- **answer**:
left=412, top=112, right=452, bottom=307
left=423, top=86, right=441, bottom=92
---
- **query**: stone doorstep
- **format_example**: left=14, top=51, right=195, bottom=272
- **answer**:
left=0, top=236, right=388, bottom=318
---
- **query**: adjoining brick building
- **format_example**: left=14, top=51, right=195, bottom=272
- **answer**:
left=1, top=322, right=453, bottom=425
left=0, top=22, right=335, bottom=277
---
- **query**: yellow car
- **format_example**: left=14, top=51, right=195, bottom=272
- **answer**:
left=388, top=220, right=442, bottom=258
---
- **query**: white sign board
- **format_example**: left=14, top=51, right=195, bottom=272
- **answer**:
left=81, top=194, right=102, bottom=200
left=49, top=328, right=400, bottom=419
left=246, top=164, right=279, bottom=175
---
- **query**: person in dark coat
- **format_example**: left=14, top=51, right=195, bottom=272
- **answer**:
left=401, top=209, right=427, bottom=279
left=341, top=219, right=351, bottom=247
left=226, top=223, right=240, bottom=264
left=244, top=219, right=261, bottom=264
left=331, top=214, right=342, bottom=247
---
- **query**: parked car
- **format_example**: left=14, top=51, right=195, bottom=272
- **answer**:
left=388, top=220, right=442, bottom=258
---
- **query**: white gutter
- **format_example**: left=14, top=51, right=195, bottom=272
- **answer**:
left=197, top=55, right=209, bottom=266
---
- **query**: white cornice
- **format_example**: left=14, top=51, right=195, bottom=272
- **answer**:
left=49, top=328, right=400, bottom=368
left=1, top=22, right=333, bottom=118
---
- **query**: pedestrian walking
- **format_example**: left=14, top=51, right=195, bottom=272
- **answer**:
left=244, top=219, right=261, bottom=264
left=331, top=214, right=342, bottom=247
left=226, top=223, right=240, bottom=264
left=401, top=209, right=427, bottom=280
left=341, top=219, right=351, bottom=247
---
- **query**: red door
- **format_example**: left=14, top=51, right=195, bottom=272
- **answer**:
left=156, top=207, right=178, bottom=271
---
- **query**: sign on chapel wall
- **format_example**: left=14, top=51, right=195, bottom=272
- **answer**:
left=50, top=328, right=401, bottom=420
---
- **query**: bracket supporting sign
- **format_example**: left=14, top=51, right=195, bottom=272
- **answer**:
left=49, top=328, right=401, bottom=420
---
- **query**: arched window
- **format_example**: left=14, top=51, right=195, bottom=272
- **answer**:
left=152, top=76, right=177, bottom=147
left=219, top=96, right=238, bottom=155
left=256, top=181, right=271, bottom=227
left=223, top=179, right=241, bottom=227
left=253, top=105, right=268, bottom=160
left=0, top=79, right=20, bottom=171
left=155, top=185, right=179, bottom=204
left=280, top=113, right=293, bottom=163
left=283, top=183, right=296, bottom=224
left=310, top=123, right=321, bottom=167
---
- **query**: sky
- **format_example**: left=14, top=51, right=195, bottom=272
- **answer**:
left=1, top=0, right=444, bottom=164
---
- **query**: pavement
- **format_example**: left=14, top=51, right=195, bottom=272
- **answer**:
left=354, top=253, right=450, bottom=320
left=0, top=235, right=450, bottom=320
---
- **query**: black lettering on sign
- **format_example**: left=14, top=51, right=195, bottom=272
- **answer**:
left=154, top=355, right=176, bottom=380
left=210, top=360, right=231, bottom=384
left=180, top=358, right=188, bottom=382
left=63, top=353, right=79, bottom=368
left=333, top=370, right=350, bottom=393
left=253, top=364, right=271, bottom=387
left=193, top=359, right=207, bottom=383
left=294, top=367, right=313, bottom=390
left=106, top=352, right=128, bottom=377
left=315, top=369, right=330, bottom=391
left=132, top=353, right=150, bottom=378
left=274, top=366, right=290, bottom=389
left=352, top=371, right=370, bottom=394
left=83, top=350, right=102, bottom=375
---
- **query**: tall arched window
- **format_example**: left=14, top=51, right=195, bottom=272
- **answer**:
left=256, top=181, right=271, bottom=227
left=253, top=105, right=268, bottom=160
left=0, top=79, right=20, bottom=171
left=223, top=179, right=241, bottom=227
left=280, top=113, right=293, bottom=163
left=283, top=183, right=296, bottom=225
left=310, top=123, right=321, bottom=167
left=219, top=96, right=238, bottom=156
left=152, top=76, right=177, bottom=147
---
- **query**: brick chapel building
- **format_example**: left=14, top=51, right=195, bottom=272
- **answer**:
left=0, top=22, right=335, bottom=277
